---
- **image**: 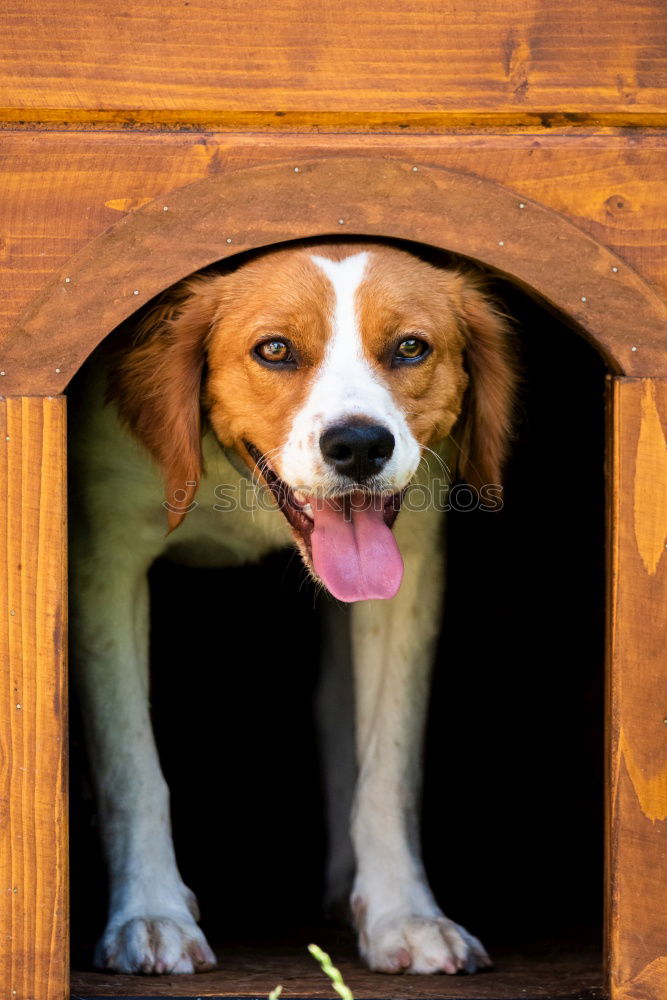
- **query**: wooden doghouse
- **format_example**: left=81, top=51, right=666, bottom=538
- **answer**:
left=0, top=3, right=666, bottom=999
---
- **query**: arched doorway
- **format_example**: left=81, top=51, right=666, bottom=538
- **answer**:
left=3, top=157, right=667, bottom=389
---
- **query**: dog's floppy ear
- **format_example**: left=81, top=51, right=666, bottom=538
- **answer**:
left=451, top=273, right=517, bottom=489
left=108, top=274, right=223, bottom=532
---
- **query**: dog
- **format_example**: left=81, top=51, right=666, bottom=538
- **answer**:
left=69, top=240, right=516, bottom=976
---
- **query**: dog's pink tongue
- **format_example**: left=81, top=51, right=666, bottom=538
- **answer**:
left=310, top=494, right=403, bottom=602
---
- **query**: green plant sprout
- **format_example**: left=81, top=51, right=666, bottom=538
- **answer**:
left=267, top=943, right=354, bottom=1000
left=308, top=943, right=354, bottom=1000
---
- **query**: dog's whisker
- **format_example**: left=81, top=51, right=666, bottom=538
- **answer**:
left=246, top=443, right=284, bottom=515
left=422, top=444, right=453, bottom=482
left=445, top=433, right=486, bottom=486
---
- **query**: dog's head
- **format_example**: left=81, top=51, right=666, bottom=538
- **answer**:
left=110, top=242, right=516, bottom=601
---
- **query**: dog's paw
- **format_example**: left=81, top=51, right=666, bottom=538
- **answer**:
left=358, top=912, right=491, bottom=975
left=94, top=915, right=217, bottom=974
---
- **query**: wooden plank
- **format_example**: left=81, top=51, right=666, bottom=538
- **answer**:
left=0, top=397, right=68, bottom=1000
left=607, top=378, right=667, bottom=1000
left=71, top=940, right=602, bottom=998
left=0, top=0, right=665, bottom=118
left=2, top=153, right=666, bottom=395
left=0, top=131, right=666, bottom=356
left=2, top=110, right=667, bottom=130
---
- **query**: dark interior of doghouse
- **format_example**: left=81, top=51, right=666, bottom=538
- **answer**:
left=69, top=238, right=606, bottom=999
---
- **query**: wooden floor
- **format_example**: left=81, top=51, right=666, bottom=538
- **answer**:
left=71, top=937, right=604, bottom=1000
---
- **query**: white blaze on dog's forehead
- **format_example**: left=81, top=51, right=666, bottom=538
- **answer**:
left=308, top=251, right=379, bottom=411
left=309, top=251, right=369, bottom=363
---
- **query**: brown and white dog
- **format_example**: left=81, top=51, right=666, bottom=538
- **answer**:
left=70, top=241, right=516, bottom=976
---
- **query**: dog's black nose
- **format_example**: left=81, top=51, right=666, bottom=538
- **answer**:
left=320, top=421, right=395, bottom=482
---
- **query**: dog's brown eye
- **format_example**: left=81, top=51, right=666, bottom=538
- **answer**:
left=394, top=337, right=430, bottom=363
left=254, top=339, right=294, bottom=366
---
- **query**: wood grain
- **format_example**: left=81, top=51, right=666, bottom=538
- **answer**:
left=1, top=154, right=666, bottom=396
left=607, top=378, right=667, bottom=1000
left=0, top=0, right=665, bottom=118
left=2, top=111, right=667, bottom=131
left=71, top=938, right=603, bottom=998
left=0, top=397, right=68, bottom=1000
left=1, top=130, right=667, bottom=364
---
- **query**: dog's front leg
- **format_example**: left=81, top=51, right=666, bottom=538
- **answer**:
left=349, top=506, right=490, bottom=974
left=71, top=545, right=216, bottom=975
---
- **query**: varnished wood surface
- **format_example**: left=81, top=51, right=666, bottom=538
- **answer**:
left=0, top=397, right=68, bottom=1000
left=1, top=131, right=667, bottom=381
left=0, top=0, right=665, bottom=119
left=1, top=151, right=667, bottom=395
left=607, top=378, right=667, bottom=1000
left=72, top=938, right=603, bottom=999
left=3, top=112, right=667, bottom=132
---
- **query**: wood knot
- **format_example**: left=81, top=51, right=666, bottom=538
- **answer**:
left=604, top=194, right=633, bottom=219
